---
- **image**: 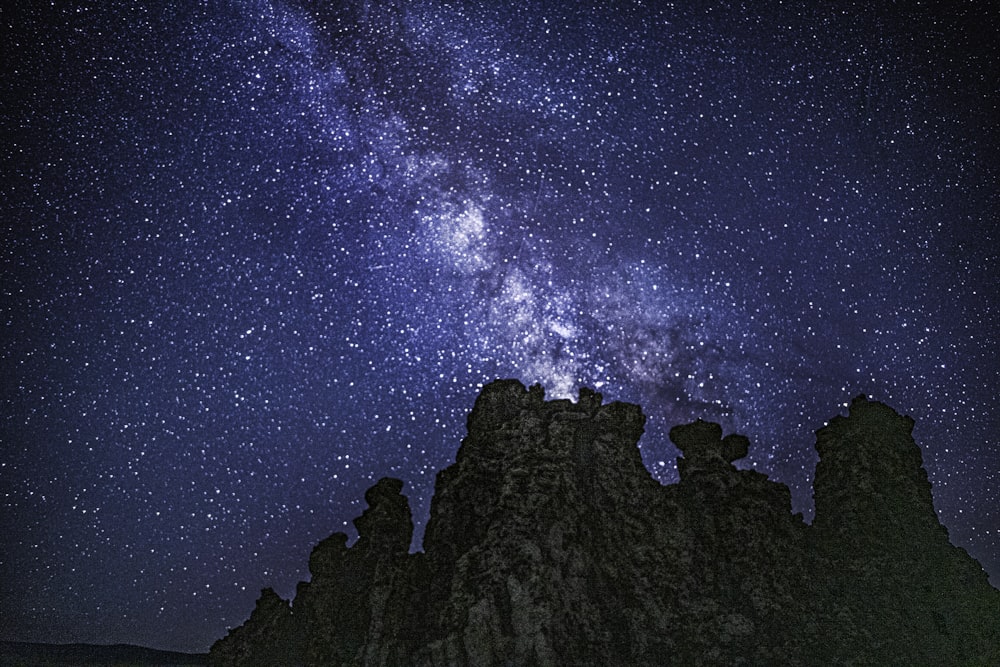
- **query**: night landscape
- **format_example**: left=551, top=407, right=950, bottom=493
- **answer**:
left=2, top=0, right=998, bottom=664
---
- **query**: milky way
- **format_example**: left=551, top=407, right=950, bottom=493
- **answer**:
left=3, top=0, right=998, bottom=653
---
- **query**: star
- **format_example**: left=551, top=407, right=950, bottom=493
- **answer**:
left=2, top=0, right=997, bottom=653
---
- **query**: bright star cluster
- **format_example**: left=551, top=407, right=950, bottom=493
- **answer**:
left=2, top=0, right=997, bottom=653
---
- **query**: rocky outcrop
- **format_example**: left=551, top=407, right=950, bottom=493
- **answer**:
left=412, top=381, right=657, bottom=665
left=294, top=477, right=413, bottom=666
left=810, top=395, right=1000, bottom=665
left=661, top=418, right=815, bottom=664
left=209, top=588, right=298, bottom=667
left=209, top=381, right=1000, bottom=666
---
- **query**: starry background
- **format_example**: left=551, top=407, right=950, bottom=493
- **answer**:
left=2, top=0, right=997, bottom=654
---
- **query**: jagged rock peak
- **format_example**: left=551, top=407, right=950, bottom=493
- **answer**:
left=253, top=587, right=289, bottom=616
left=308, top=531, right=349, bottom=579
left=459, top=379, right=645, bottom=461
left=305, top=478, right=413, bottom=576
left=669, top=419, right=750, bottom=481
left=353, top=477, right=412, bottom=557
left=465, top=379, right=617, bottom=431
left=424, top=379, right=650, bottom=566
left=465, top=379, right=542, bottom=433
left=813, top=394, right=938, bottom=538
left=817, top=394, right=916, bottom=450
left=209, top=588, right=296, bottom=667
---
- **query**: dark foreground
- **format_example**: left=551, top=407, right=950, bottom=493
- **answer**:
left=0, top=641, right=207, bottom=666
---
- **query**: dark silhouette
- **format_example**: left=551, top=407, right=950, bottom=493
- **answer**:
left=0, top=641, right=207, bottom=666
left=210, top=380, right=1000, bottom=666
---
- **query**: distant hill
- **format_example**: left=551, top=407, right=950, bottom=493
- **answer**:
left=0, top=641, right=207, bottom=666
left=210, top=380, right=1000, bottom=666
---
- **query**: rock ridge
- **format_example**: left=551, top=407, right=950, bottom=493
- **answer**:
left=209, top=380, right=1000, bottom=666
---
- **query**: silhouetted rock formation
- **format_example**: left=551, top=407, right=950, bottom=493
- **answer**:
left=211, top=587, right=298, bottom=666
left=294, top=477, right=413, bottom=665
left=809, top=396, right=1000, bottom=664
left=209, top=381, right=1000, bottom=666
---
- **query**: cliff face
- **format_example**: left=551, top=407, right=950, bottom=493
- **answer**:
left=209, top=381, right=1000, bottom=666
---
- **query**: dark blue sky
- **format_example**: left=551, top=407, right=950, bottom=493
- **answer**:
left=2, top=0, right=997, bottom=653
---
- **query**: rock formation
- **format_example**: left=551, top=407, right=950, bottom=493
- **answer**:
left=209, top=381, right=1000, bottom=666
left=809, top=396, right=1000, bottom=664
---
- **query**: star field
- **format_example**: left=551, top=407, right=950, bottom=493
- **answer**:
left=2, top=0, right=998, bottom=653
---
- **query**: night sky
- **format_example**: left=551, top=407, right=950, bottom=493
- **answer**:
left=2, top=0, right=997, bottom=654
